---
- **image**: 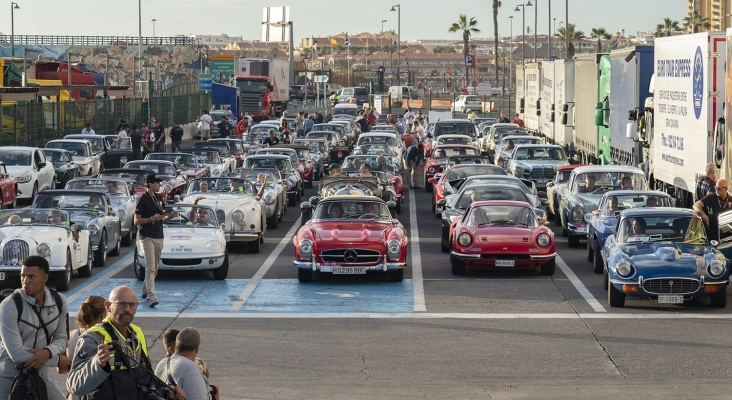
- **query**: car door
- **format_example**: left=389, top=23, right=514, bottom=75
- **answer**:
left=0, top=164, right=13, bottom=207
left=87, top=143, right=101, bottom=175
left=35, top=150, right=54, bottom=190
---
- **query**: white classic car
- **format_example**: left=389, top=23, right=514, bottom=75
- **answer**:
left=0, top=147, right=56, bottom=200
left=187, top=149, right=228, bottom=178
left=0, top=209, right=92, bottom=291
left=134, top=204, right=228, bottom=280
left=45, top=139, right=102, bottom=176
left=181, top=178, right=267, bottom=253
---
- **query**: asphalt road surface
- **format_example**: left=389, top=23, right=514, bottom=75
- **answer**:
left=13, top=138, right=732, bottom=399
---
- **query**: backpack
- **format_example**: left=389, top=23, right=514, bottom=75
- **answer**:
left=8, top=366, right=48, bottom=400
left=7, top=289, right=63, bottom=325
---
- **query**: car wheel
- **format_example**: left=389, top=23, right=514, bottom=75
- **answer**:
left=546, top=202, right=555, bottom=220
left=50, top=178, right=56, bottom=190
left=710, top=286, right=727, bottom=307
left=567, top=234, right=580, bottom=248
left=450, top=255, right=466, bottom=275
left=561, top=214, right=568, bottom=237
left=267, top=210, right=279, bottom=229
left=298, top=268, right=313, bottom=283
left=212, top=253, right=229, bottom=280
left=122, top=223, right=136, bottom=247
left=288, top=193, right=296, bottom=207
left=441, top=228, right=450, bottom=253
left=388, top=269, right=404, bottom=282
left=109, top=227, right=121, bottom=256
left=540, top=258, right=556, bottom=276
left=248, top=237, right=261, bottom=253
left=555, top=206, right=562, bottom=226
left=93, top=230, right=108, bottom=267
left=603, top=267, right=609, bottom=290
left=587, top=237, right=594, bottom=262
left=424, top=177, right=433, bottom=193
left=53, top=251, right=72, bottom=292
left=593, top=240, right=604, bottom=274
left=77, top=242, right=93, bottom=278
left=133, top=247, right=145, bottom=281
left=608, top=279, right=626, bottom=307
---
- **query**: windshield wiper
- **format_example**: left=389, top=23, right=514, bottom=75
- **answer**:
left=647, top=236, right=684, bottom=242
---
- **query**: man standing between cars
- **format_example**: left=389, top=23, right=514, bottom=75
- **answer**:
left=695, top=163, right=717, bottom=202
left=154, top=328, right=211, bottom=400
left=216, top=116, right=232, bottom=138
left=117, top=124, right=131, bottom=149
left=404, top=107, right=415, bottom=133
left=129, top=124, right=150, bottom=161
left=498, top=112, right=510, bottom=123
left=169, top=121, right=184, bottom=153
left=303, top=114, right=315, bottom=137
left=396, top=115, right=406, bottom=135
left=153, top=120, right=166, bottom=153
left=694, top=178, right=732, bottom=242
left=197, top=110, right=213, bottom=142
left=512, top=113, right=525, bottom=127
left=81, top=123, right=96, bottom=135
left=0, top=256, right=69, bottom=400
left=404, top=142, right=424, bottom=188
left=133, top=174, right=180, bottom=307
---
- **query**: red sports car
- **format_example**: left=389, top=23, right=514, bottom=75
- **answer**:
left=258, top=148, right=315, bottom=188
left=429, top=164, right=507, bottom=217
left=0, top=162, right=18, bottom=208
left=293, top=195, right=407, bottom=283
left=449, top=200, right=556, bottom=276
left=423, top=145, right=480, bottom=192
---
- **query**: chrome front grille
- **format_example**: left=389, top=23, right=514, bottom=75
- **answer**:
left=239, top=94, right=263, bottom=113
left=321, top=249, right=381, bottom=264
left=642, top=278, right=700, bottom=294
left=530, top=167, right=555, bottom=179
left=2, top=240, right=30, bottom=265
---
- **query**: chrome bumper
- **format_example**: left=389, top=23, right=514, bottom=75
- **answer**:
left=567, top=223, right=588, bottom=237
left=451, top=251, right=557, bottom=260
left=227, top=227, right=262, bottom=241
left=293, top=258, right=406, bottom=271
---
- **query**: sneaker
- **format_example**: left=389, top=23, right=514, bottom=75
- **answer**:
left=148, top=298, right=159, bottom=308
left=141, top=293, right=147, bottom=300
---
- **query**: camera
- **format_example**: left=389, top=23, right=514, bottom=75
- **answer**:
left=108, top=340, right=176, bottom=400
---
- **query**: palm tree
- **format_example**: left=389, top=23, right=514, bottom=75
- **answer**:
left=683, top=10, right=711, bottom=33
left=253, top=50, right=263, bottom=58
left=448, top=14, right=480, bottom=87
left=655, top=17, right=681, bottom=37
left=234, top=49, right=247, bottom=58
left=554, top=23, right=585, bottom=58
left=590, top=27, right=611, bottom=53
left=492, top=0, right=501, bottom=86
left=268, top=47, right=279, bottom=58
left=336, top=44, right=343, bottom=54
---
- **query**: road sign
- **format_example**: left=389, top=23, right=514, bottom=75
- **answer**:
left=478, top=74, right=483, bottom=80
left=389, top=69, right=394, bottom=75
left=214, top=71, right=221, bottom=81
left=363, top=71, right=378, bottom=79
left=378, top=65, right=385, bottom=73
left=211, top=59, right=235, bottom=77
left=138, top=70, right=144, bottom=80
left=198, top=73, right=213, bottom=91
left=465, top=55, right=474, bottom=67
left=313, top=75, right=329, bottom=83
left=446, top=67, right=451, bottom=74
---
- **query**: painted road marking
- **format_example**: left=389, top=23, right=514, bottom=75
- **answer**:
left=229, top=217, right=301, bottom=311
left=168, top=312, right=732, bottom=319
left=556, top=255, right=607, bottom=313
left=66, top=252, right=134, bottom=303
left=409, top=186, right=426, bottom=312
left=423, top=278, right=570, bottom=281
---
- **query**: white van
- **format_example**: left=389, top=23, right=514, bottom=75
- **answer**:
left=333, top=103, right=359, bottom=119
left=388, top=86, right=419, bottom=102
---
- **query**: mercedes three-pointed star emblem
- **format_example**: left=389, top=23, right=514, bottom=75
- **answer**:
left=343, top=250, right=358, bottom=263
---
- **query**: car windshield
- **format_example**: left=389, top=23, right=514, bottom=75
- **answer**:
left=371, top=126, right=397, bottom=132
left=251, top=125, right=278, bottom=135
left=493, top=129, right=527, bottom=143
left=600, top=194, right=671, bottom=215
left=210, top=140, right=243, bottom=153
left=357, top=136, right=396, bottom=146
left=125, top=162, right=176, bottom=176
left=33, top=192, right=106, bottom=211
left=146, top=153, right=198, bottom=168
left=245, top=157, right=290, bottom=173
left=314, top=201, right=391, bottom=220
left=514, top=147, right=566, bottom=161
left=554, top=170, right=573, bottom=183
left=333, top=107, right=359, bottom=117
left=462, top=177, right=530, bottom=193
left=189, top=151, right=220, bottom=164
left=617, top=216, right=706, bottom=244
left=342, top=156, right=390, bottom=170
left=437, top=137, right=472, bottom=146
left=98, top=171, right=149, bottom=188
left=0, top=150, right=32, bottom=166
left=241, top=171, right=276, bottom=187
left=500, top=138, right=541, bottom=150
left=356, top=146, right=393, bottom=157
left=433, top=147, right=480, bottom=160
left=66, top=179, right=129, bottom=196
left=293, top=140, right=324, bottom=152
left=574, top=172, right=646, bottom=193
left=67, top=136, right=104, bottom=152
left=47, top=142, right=89, bottom=157
left=456, top=188, right=528, bottom=209
left=164, top=204, right=219, bottom=228
left=434, top=123, right=477, bottom=140
left=0, top=208, right=71, bottom=227
left=259, top=150, right=298, bottom=164
left=42, top=149, right=69, bottom=165
left=446, top=166, right=505, bottom=182
left=465, top=205, right=537, bottom=227
left=235, top=79, right=269, bottom=94
left=186, top=178, right=254, bottom=196
left=306, top=132, right=335, bottom=142
left=203, top=145, right=230, bottom=157
left=313, top=125, right=343, bottom=134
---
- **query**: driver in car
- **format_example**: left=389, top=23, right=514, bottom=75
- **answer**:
left=645, top=197, right=658, bottom=207
left=47, top=209, right=64, bottom=225
left=198, top=180, right=212, bottom=193
left=87, top=196, right=114, bottom=215
left=606, top=196, right=619, bottom=213
left=157, top=165, right=169, bottom=176
left=106, top=182, right=119, bottom=194
left=621, top=176, right=633, bottom=190
left=51, top=152, right=63, bottom=163
left=329, top=203, right=344, bottom=218
left=578, top=174, right=597, bottom=193
left=189, top=195, right=212, bottom=226
left=135, top=174, right=146, bottom=187
left=374, top=156, right=387, bottom=171
left=526, top=149, right=535, bottom=160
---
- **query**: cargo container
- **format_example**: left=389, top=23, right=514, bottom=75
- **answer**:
left=524, top=62, right=541, bottom=133
left=540, top=61, right=555, bottom=142
left=552, top=59, right=575, bottom=147
left=515, top=64, right=525, bottom=117
left=572, top=55, right=601, bottom=164
left=597, top=55, right=612, bottom=165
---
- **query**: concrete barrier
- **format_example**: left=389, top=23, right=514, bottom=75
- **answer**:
left=430, top=100, right=453, bottom=110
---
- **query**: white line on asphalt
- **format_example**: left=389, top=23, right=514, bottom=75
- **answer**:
left=66, top=252, right=134, bottom=303
left=423, top=278, right=570, bottom=281
left=229, top=217, right=301, bottom=311
left=147, top=312, right=732, bottom=319
left=408, top=186, right=426, bottom=312
left=556, top=255, right=607, bottom=313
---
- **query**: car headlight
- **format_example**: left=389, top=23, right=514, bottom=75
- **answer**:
left=537, top=233, right=551, bottom=247
left=17, top=172, right=31, bottom=183
left=572, top=205, right=584, bottom=222
left=205, top=241, right=222, bottom=251
left=615, top=261, right=633, bottom=278
left=458, top=233, right=472, bottom=247
left=36, top=243, right=51, bottom=257
left=163, top=183, right=173, bottom=194
left=387, top=239, right=401, bottom=261
left=232, top=210, right=244, bottom=222
left=708, top=260, right=726, bottom=278
left=117, top=209, right=127, bottom=222
left=449, top=214, right=460, bottom=223
left=264, top=195, right=275, bottom=205
left=428, top=166, right=436, bottom=173
left=299, top=239, right=313, bottom=260
left=213, top=169, right=221, bottom=177
left=88, top=223, right=100, bottom=235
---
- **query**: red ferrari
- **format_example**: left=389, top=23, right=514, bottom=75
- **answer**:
left=429, top=163, right=507, bottom=217
left=423, top=144, right=480, bottom=192
left=449, top=200, right=556, bottom=275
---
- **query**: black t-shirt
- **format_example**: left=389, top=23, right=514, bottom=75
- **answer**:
left=217, top=122, right=231, bottom=136
left=153, top=126, right=166, bottom=141
left=700, top=194, right=732, bottom=240
left=264, top=137, right=280, bottom=147
left=130, top=130, right=144, bottom=155
left=136, top=191, right=165, bottom=239
left=169, top=126, right=184, bottom=142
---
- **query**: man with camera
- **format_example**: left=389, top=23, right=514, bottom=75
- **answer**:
left=67, top=285, right=186, bottom=400
left=155, top=328, right=211, bottom=400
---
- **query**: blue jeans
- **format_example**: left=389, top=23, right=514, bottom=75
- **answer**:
left=171, top=141, right=182, bottom=153
left=154, top=141, right=165, bottom=153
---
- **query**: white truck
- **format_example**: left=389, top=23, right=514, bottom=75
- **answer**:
left=524, top=62, right=542, bottom=133
left=552, top=59, right=575, bottom=148
left=231, top=57, right=290, bottom=120
left=540, top=61, right=555, bottom=142
left=571, top=54, right=605, bottom=164
left=647, top=32, right=726, bottom=208
left=515, top=65, right=525, bottom=117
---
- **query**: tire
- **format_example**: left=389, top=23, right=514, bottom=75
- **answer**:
left=710, top=286, right=728, bottom=307
left=540, top=258, right=556, bottom=276
left=133, top=247, right=145, bottom=281
left=603, top=267, right=609, bottom=290
left=450, top=255, right=466, bottom=275
left=30, top=183, right=38, bottom=203
left=288, top=194, right=296, bottom=207
left=296, top=187, right=302, bottom=202
left=60, top=173, right=68, bottom=189
left=568, top=234, right=580, bottom=248
left=212, top=253, right=229, bottom=280
left=608, top=279, right=626, bottom=307
left=109, top=226, right=121, bottom=256
left=267, top=211, right=279, bottom=229
left=10, top=186, right=17, bottom=209
left=54, top=251, right=72, bottom=292
left=388, top=269, right=404, bottom=282
left=77, top=242, right=93, bottom=278
left=546, top=203, right=555, bottom=221
left=424, top=177, right=433, bottom=193
left=593, top=240, right=604, bottom=274
left=122, top=223, right=136, bottom=247
left=441, top=228, right=450, bottom=253
left=93, top=230, right=108, bottom=267
left=248, top=237, right=261, bottom=253
left=298, top=268, right=313, bottom=283
left=396, top=198, right=402, bottom=214
left=50, top=178, right=56, bottom=190
left=587, top=238, right=594, bottom=262
left=554, top=207, right=562, bottom=226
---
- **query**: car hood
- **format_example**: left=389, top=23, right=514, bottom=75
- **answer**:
left=573, top=192, right=603, bottom=211
left=0, top=227, right=64, bottom=243
left=181, top=193, right=256, bottom=210
left=513, top=160, right=568, bottom=169
left=6, top=166, right=32, bottom=176
left=309, top=220, right=393, bottom=244
left=619, top=243, right=715, bottom=276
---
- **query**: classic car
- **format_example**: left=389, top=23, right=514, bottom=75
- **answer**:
left=477, top=123, right=520, bottom=157
left=249, top=123, right=281, bottom=138
left=45, top=139, right=102, bottom=177
left=273, top=144, right=318, bottom=186
left=558, top=165, right=647, bottom=248
left=508, top=144, right=569, bottom=202
left=431, top=120, right=479, bottom=153
left=311, top=123, right=347, bottom=140
left=258, top=147, right=314, bottom=189
left=587, top=190, right=673, bottom=273
left=180, top=178, right=267, bottom=253
left=192, top=142, right=237, bottom=172
left=292, top=138, right=328, bottom=177
left=340, top=154, right=404, bottom=211
left=423, top=144, right=480, bottom=192
left=355, top=133, right=403, bottom=160
left=134, top=204, right=229, bottom=280
left=431, top=134, right=474, bottom=150
left=0, top=147, right=56, bottom=201
left=0, top=163, right=19, bottom=209
left=546, top=164, right=587, bottom=222
left=237, top=169, right=286, bottom=228
left=208, top=138, right=246, bottom=168
left=294, top=195, right=406, bottom=283
left=144, top=152, right=210, bottom=180
left=64, top=134, right=149, bottom=169
left=96, top=168, right=166, bottom=202
left=123, top=160, right=188, bottom=203
left=306, top=130, right=342, bottom=147
left=244, top=154, right=302, bottom=206
left=601, top=208, right=729, bottom=308
left=65, top=177, right=139, bottom=246
left=429, top=164, right=507, bottom=216
left=449, top=200, right=556, bottom=276
left=42, top=149, right=81, bottom=189
left=442, top=174, right=542, bottom=211
left=329, top=119, right=360, bottom=146
left=439, top=183, right=544, bottom=252
left=0, top=208, right=92, bottom=291
left=443, top=155, right=491, bottom=170
left=495, top=135, right=544, bottom=168
left=31, top=190, right=121, bottom=268
left=186, top=149, right=228, bottom=178
left=313, top=176, right=383, bottom=201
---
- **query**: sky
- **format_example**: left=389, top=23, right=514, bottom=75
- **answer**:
left=4, top=0, right=688, bottom=44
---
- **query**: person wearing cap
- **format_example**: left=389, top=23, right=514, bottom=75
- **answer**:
left=512, top=113, right=525, bottom=127
left=153, top=119, right=166, bottom=152
left=328, top=163, right=341, bottom=177
left=134, top=174, right=180, bottom=307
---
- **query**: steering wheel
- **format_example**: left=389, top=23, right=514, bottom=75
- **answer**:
left=192, top=221, right=209, bottom=227
left=359, top=213, right=379, bottom=219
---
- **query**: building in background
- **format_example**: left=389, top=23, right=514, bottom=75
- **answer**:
left=687, top=0, right=729, bottom=32
left=195, top=34, right=243, bottom=50
left=262, top=6, right=290, bottom=43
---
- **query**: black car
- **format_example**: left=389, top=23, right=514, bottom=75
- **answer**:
left=290, top=85, right=316, bottom=100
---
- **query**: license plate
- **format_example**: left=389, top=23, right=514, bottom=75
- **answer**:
left=658, top=295, right=684, bottom=304
left=537, top=178, right=548, bottom=184
left=333, top=267, right=367, bottom=274
left=436, top=205, right=444, bottom=214
left=0, top=272, right=4, bottom=280
left=576, top=226, right=587, bottom=233
left=495, top=260, right=515, bottom=267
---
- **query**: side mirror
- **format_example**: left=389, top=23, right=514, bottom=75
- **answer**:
left=710, top=240, right=719, bottom=247
left=436, top=199, right=446, bottom=206
left=37, top=162, right=46, bottom=169
left=427, top=177, right=436, bottom=184
left=386, top=200, right=397, bottom=209
left=443, top=189, right=452, bottom=195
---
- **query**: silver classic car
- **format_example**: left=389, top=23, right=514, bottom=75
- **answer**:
left=245, top=154, right=302, bottom=206
left=237, top=169, right=286, bottom=229
left=507, top=144, right=569, bottom=202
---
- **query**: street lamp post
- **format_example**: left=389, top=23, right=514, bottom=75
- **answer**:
left=515, top=2, right=532, bottom=114
left=551, top=18, right=557, bottom=58
left=381, top=20, right=387, bottom=67
left=547, top=0, right=551, bottom=60
left=11, top=2, right=19, bottom=57
left=509, top=16, right=513, bottom=91
left=565, top=0, right=568, bottom=59
left=533, top=0, right=537, bottom=60
left=151, top=19, right=157, bottom=39
left=390, top=4, right=401, bottom=86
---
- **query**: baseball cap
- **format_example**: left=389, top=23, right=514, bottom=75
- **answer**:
left=146, top=174, right=164, bottom=184
left=141, top=123, right=148, bottom=127
left=328, top=163, right=341, bottom=171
